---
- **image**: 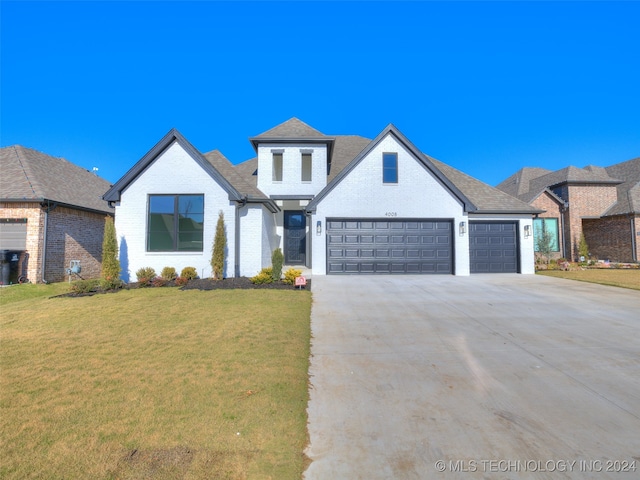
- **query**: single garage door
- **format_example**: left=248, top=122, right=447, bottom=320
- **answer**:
left=327, top=219, right=452, bottom=274
left=469, top=222, right=518, bottom=273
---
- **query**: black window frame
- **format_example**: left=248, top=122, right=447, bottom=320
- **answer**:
left=383, top=152, right=398, bottom=184
left=533, top=217, right=560, bottom=252
left=147, top=194, right=205, bottom=252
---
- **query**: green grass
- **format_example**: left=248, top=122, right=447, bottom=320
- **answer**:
left=0, top=281, right=70, bottom=306
left=0, top=284, right=312, bottom=479
left=537, top=269, right=640, bottom=290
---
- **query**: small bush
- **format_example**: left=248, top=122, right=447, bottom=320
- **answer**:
left=160, top=266, right=177, bottom=281
left=271, top=248, right=284, bottom=282
left=136, top=267, right=156, bottom=286
left=180, top=266, right=198, bottom=280
left=151, top=277, right=167, bottom=287
left=100, top=278, right=123, bottom=291
left=283, top=268, right=303, bottom=285
left=251, top=267, right=273, bottom=284
left=70, top=279, right=100, bottom=294
left=175, top=276, right=189, bottom=286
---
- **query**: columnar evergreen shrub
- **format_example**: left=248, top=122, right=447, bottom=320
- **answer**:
left=101, top=216, right=121, bottom=289
left=211, top=211, right=226, bottom=280
left=271, top=248, right=284, bottom=281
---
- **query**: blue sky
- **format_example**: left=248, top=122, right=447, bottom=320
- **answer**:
left=2, top=1, right=639, bottom=187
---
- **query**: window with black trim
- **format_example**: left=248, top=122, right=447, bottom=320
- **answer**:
left=533, top=217, right=560, bottom=252
left=273, top=153, right=283, bottom=182
left=383, top=152, right=398, bottom=183
left=301, top=153, right=312, bottom=182
left=147, top=194, right=204, bottom=251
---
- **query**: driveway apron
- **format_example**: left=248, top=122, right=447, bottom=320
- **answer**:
left=304, top=274, right=640, bottom=479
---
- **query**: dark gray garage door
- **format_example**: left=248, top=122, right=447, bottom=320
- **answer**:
left=327, top=219, right=452, bottom=274
left=469, top=222, right=518, bottom=273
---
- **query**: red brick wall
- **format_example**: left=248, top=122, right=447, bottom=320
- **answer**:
left=531, top=192, right=565, bottom=259
left=556, top=184, right=618, bottom=260
left=0, top=202, right=109, bottom=283
left=583, top=215, right=638, bottom=263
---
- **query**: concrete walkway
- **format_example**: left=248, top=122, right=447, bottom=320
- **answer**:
left=304, top=274, right=640, bottom=479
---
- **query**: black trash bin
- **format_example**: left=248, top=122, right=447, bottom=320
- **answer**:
left=0, top=250, right=10, bottom=286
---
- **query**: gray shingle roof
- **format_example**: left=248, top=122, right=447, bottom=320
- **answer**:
left=252, top=117, right=327, bottom=138
left=1, top=145, right=113, bottom=213
left=202, top=150, right=266, bottom=199
left=603, top=157, right=640, bottom=215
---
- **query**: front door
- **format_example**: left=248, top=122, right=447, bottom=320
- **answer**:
left=284, top=211, right=306, bottom=265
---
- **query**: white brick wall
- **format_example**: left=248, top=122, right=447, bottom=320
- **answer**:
left=310, top=133, right=470, bottom=275
left=256, top=144, right=327, bottom=197
left=114, top=141, right=236, bottom=281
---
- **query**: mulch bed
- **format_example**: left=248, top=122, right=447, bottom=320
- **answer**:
left=51, top=277, right=310, bottom=298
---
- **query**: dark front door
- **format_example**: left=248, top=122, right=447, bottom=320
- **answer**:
left=284, top=211, right=306, bottom=265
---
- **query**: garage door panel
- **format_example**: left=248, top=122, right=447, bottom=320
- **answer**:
left=327, top=219, right=452, bottom=275
left=470, top=222, right=518, bottom=273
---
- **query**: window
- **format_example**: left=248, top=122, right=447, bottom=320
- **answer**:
left=301, top=153, right=312, bottom=182
left=533, top=218, right=560, bottom=252
left=147, top=194, right=204, bottom=251
left=383, top=153, right=398, bottom=183
left=272, top=153, right=283, bottom=182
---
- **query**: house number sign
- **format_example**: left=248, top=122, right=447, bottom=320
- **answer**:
left=385, top=212, right=398, bottom=217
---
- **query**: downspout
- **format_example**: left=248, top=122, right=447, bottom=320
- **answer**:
left=560, top=202, right=568, bottom=259
left=630, top=214, right=637, bottom=262
left=234, top=196, right=248, bottom=278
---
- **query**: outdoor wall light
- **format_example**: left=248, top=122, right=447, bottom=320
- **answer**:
left=459, top=221, right=466, bottom=235
left=524, top=225, right=531, bottom=238
left=316, top=220, right=322, bottom=236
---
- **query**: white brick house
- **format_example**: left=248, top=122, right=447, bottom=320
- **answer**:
left=104, top=119, right=540, bottom=280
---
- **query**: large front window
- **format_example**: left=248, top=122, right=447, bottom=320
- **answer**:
left=533, top=217, right=560, bottom=252
left=147, top=194, right=204, bottom=251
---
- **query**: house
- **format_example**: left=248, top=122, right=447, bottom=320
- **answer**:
left=0, top=146, right=114, bottom=283
left=103, top=119, right=540, bottom=280
left=496, top=158, right=640, bottom=263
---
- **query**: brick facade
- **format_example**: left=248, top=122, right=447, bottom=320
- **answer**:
left=0, top=202, right=109, bottom=283
left=530, top=191, right=564, bottom=260
left=583, top=214, right=639, bottom=263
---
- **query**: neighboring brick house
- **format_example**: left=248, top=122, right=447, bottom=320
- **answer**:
left=497, top=158, right=640, bottom=263
left=104, top=118, right=540, bottom=279
left=0, top=146, right=114, bottom=283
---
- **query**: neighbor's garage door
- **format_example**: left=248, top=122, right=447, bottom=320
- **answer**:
left=327, top=219, right=452, bottom=274
left=469, top=222, right=518, bottom=273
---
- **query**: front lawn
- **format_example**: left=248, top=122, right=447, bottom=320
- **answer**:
left=0, top=285, right=311, bottom=479
left=537, top=268, right=640, bottom=290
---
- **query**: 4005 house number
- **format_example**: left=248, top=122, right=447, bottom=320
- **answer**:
left=385, top=212, right=398, bottom=217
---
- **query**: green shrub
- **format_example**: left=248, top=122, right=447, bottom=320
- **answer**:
left=180, top=266, right=198, bottom=280
left=211, top=211, right=227, bottom=280
left=101, top=216, right=120, bottom=283
left=271, top=248, right=284, bottom=282
left=160, top=266, right=177, bottom=281
left=136, top=267, right=156, bottom=286
left=175, top=276, right=189, bottom=286
left=152, top=277, right=167, bottom=287
left=70, top=279, right=100, bottom=294
left=100, top=278, right=123, bottom=291
left=251, top=267, right=273, bottom=284
left=283, top=268, right=303, bottom=285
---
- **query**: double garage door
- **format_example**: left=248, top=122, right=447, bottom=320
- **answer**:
left=327, top=219, right=452, bottom=274
left=326, top=219, right=519, bottom=274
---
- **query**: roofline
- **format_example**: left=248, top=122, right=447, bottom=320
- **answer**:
left=528, top=187, right=566, bottom=206
left=306, top=124, right=477, bottom=213
left=469, top=209, right=544, bottom=215
left=242, top=195, right=280, bottom=213
left=103, top=129, right=244, bottom=203
left=0, top=197, right=113, bottom=215
left=548, top=179, right=623, bottom=188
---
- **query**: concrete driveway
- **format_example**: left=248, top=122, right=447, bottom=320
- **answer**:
left=304, top=274, right=640, bottom=479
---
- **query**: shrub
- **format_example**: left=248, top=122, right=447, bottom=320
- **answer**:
left=271, top=248, right=284, bottom=282
left=251, top=267, right=273, bottom=284
left=283, top=268, right=302, bottom=285
left=211, top=211, right=227, bottom=280
left=100, top=278, right=123, bottom=291
left=160, top=266, right=177, bottom=281
left=136, top=267, right=156, bottom=286
left=70, top=279, right=100, bottom=294
left=175, top=276, right=189, bottom=286
left=151, top=277, right=167, bottom=287
left=180, top=266, right=198, bottom=280
left=101, top=216, right=120, bottom=283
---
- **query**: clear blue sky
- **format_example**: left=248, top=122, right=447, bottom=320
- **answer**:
left=2, top=1, right=639, bottom=187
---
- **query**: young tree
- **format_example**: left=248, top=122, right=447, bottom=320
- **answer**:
left=271, top=248, right=284, bottom=282
left=578, top=233, right=589, bottom=262
left=211, top=210, right=226, bottom=280
left=535, top=219, right=554, bottom=266
left=101, top=216, right=121, bottom=287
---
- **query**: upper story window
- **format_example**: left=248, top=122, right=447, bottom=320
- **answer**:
left=301, top=153, right=312, bottom=182
left=272, top=153, right=283, bottom=182
left=383, top=152, right=398, bottom=184
left=147, top=194, right=204, bottom=252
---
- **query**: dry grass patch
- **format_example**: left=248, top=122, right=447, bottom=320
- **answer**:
left=0, top=286, right=311, bottom=479
left=537, top=269, right=640, bottom=290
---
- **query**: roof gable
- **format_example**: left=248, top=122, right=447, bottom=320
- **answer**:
left=103, top=129, right=243, bottom=203
left=252, top=117, right=327, bottom=138
left=0, top=145, right=113, bottom=213
left=307, top=124, right=477, bottom=213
